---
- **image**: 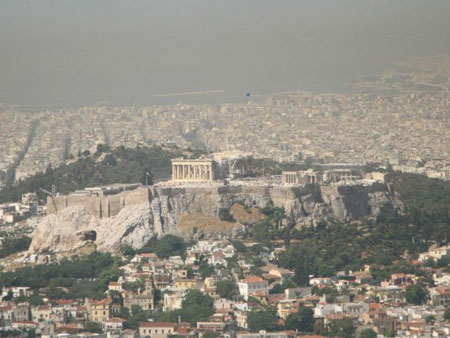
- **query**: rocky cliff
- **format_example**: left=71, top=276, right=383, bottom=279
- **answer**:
left=28, top=182, right=401, bottom=259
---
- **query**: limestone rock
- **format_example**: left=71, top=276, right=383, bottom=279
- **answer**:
left=28, top=182, right=401, bottom=257
left=29, top=203, right=156, bottom=256
left=28, top=207, right=99, bottom=254
left=95, top=203, right=156, bottom=252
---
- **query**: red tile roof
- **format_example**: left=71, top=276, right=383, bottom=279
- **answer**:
left=139, top=322, right=177, bottom=328
left=91, top=298, right=112, bottom=306
left=242, top=276, right=264, bottom=283
left=0, top=304, right=13, bottom=311
left=12, top=321, right=38, bottom=325
left=38, top=305, right=51, bottom=311
left=56, top=299, right=77, bottom=305
left=107, top=317, right=127, bottom=323
left=176, top=327, right=189, bottom=335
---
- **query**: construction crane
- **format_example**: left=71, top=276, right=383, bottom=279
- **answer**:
left=39, top=186, right=57, bottom=213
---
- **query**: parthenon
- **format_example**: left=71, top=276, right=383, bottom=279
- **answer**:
left=281, top=169, right=319, bottom=184
left=171, top=158, right=216, bottom=182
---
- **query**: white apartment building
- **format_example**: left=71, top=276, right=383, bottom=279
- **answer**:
left=237, top=276, right=269, bottom=300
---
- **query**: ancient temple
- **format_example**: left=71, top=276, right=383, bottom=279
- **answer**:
left=171, top=158, right=216, bottom=182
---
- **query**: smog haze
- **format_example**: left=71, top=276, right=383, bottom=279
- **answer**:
left=1, top=0, right=450, bottom=107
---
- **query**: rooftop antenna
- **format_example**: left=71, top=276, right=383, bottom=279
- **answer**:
left=263, top=160, right=265, bottom=180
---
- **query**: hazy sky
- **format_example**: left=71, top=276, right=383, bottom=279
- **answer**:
left=1, top=0, right=450, bottom=107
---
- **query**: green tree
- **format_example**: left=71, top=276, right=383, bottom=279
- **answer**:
left=123, top=282, right=140, bottom=293
left=96, top=143, right=111, bottom=155
left=252, top=219, right=272, bottom=243
left=127, top=311, right=149, bottom=329
left=131, top=305, right=143, bottom=315
left=203, top=331, right=221, bottom=338
left=218, top=208, right=234, bottom=222
left=269, top=281, right=297, bottom=295
left=444, top=307, right=450, bottom=321
left=247, top=308, right=278, bottom=332
left=155, top=235, right=186, bottom=258
left=198, top=262, right=214, bottom=279
left=284, top=306, right=314, bottom=332
left=359, top=328, right=377, bottom=338
left=117, top=306, right=130, bottom=319
left=180, top=290, right=214, bottom=325
left=425, top=315, right=435, bottom=324
left=436, top=257, right=450, bottom=268
left=96, top=263, right=120, bottom=294
left=385, top=328, right=397, bottom=337
left=104, top=154, right=117, bottom=166
left=85, top=322, right=102, bottom=333
left=109, top=290, right=123, bottom=305
left=216, top=279, right=238, bottom=299
left=2, top=290, right=13, bottom=301
left=122, top=245, right=136, bottom=256
left=46, top=286, right=68, bottom=300
left=405, top=283, right=427, bottom=305
left=327, top=318, right=355, bottom=338
left=0, top=252, right=115, bottom=295
left=0, top=236, right=32, bottom=258
left=231, top=240, right=247, bottom=253
left=28, top=293, right=44, bottom=306
left=154, top=289, right=161, bottom=303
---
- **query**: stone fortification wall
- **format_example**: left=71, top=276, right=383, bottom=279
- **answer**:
left=46, top=187, right=150, bottom=218
left=28, top=181, right=401, bottom=258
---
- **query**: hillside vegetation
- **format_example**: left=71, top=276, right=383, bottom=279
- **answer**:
left=273, top=172, right=450, bottom=284
left=0, top=145, right=203, bottom=203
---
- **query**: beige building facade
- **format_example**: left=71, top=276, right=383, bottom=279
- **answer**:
left=139, top=322, right=176, bottom=338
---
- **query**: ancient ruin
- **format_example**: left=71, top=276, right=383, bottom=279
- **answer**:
left=46, top=183, right=150, bottom=218
left=171, top=158, right=216, bottom=182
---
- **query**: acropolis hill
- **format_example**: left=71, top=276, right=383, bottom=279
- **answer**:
left=29, top=159, right=402, bottom=260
